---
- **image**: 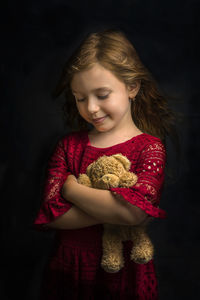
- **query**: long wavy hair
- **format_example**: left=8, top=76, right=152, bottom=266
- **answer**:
left=53, top=29, right=181, bottom=183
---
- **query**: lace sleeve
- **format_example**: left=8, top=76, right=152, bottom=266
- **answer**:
left=33, top=138, right=73, bottom=230
left=109, top=141, right=167, bottom=219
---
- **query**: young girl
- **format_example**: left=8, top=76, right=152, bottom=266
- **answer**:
left=34, top=29, right=177, bottom=299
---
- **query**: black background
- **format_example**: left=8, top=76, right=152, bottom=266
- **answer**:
left=1, top=0, right=200, bottom=299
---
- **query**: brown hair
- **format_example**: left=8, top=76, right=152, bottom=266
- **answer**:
left=53, top=29, right=179, bottom=151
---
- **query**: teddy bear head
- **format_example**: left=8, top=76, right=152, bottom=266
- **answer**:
left=86, top=154, right=137, bottom=189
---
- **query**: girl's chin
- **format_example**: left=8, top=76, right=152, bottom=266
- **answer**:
left=93, top=126, right=106, bottom=131
left=94, top=125, right=113, bottom=133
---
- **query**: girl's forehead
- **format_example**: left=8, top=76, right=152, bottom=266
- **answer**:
left=72, top=86, right=111, bottom=94
left=71, top=63, right=125, bottom=93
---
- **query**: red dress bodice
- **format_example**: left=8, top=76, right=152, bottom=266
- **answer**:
left=34, top=130, right=167, bottom=300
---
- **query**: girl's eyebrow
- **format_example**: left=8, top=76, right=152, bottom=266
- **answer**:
left=72, top=87, right=111, bottom=93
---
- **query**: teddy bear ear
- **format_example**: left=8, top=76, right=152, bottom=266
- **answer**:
left=112, top=154, right=131, bottom=170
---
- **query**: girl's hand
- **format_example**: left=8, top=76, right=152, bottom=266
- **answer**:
left=66, top=174, right=78, bottom=184
left=62, top=175, right=78, bottom=200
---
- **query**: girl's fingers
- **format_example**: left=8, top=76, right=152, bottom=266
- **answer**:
left=67, top=175, right=78, bottom=183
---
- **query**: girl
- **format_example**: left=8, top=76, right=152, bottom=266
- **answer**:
left=34, top=29, right=177, bottom=299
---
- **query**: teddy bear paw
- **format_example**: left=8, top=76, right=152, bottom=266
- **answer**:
left=101, top=256, right=124, bottom=273
left=101, top=261, right=124, bottom=273
left=99, top=174, right=120, bottom=189
left=77, top=174, right=92, bottom=187
left=130, top=247, right=153, bottom=264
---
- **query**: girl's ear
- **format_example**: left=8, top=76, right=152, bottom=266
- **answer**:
left=127, top=81, right=141, bottom=98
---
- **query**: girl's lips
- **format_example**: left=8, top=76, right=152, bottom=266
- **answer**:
left=92, top=116, right=107, bottom=124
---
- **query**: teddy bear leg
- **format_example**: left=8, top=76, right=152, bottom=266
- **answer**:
left=101, top=232, right=125, bottom=273
left=130, top=227, right=154, bottom=264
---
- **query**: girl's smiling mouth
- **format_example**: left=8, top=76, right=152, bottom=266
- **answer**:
left=92, top=116, right=108, bottom=124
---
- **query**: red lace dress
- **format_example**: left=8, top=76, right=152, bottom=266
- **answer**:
left=34, top=130, right=167, bottom=300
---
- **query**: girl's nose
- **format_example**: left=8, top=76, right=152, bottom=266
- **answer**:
left=87, top=98, right=99, bottom=114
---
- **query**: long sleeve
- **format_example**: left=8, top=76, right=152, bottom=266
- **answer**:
left=109, top=140, right=167, bottom=219
left=34, top=137, right=73, bottom=230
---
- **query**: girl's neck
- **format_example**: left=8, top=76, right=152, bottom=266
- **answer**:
left=88, top=126, right=143, bottom=148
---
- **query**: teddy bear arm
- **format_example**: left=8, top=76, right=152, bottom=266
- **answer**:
left=77, top=174, right=92, bottom=187
left=119, top=171, right=138, bottom=187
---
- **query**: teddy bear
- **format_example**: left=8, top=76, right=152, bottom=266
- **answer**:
left=77, top=153, right=154, bottom=273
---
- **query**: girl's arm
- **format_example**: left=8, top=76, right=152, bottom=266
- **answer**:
left=62, top=139, right=167, bottom=226
left=46, top=178, right=147, bottom=230
left=46, top=205, right=102, bottom=230
left=61, top=175, right=148, bottom=226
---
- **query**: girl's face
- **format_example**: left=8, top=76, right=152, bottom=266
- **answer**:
left=71, top=62, right=139, bottom=134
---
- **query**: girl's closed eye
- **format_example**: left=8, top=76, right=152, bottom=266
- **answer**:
left=97, top=94, right=109, bottom=100
left=77, top=94, right=109, bottom=102
left=76, top=97, right=86, bottom=102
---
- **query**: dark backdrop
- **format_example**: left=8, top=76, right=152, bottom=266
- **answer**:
left=1, top=1, right=199, bottom=299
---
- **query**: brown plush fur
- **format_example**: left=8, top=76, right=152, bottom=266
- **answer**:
left=78, top=154, right=154, bottom=273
